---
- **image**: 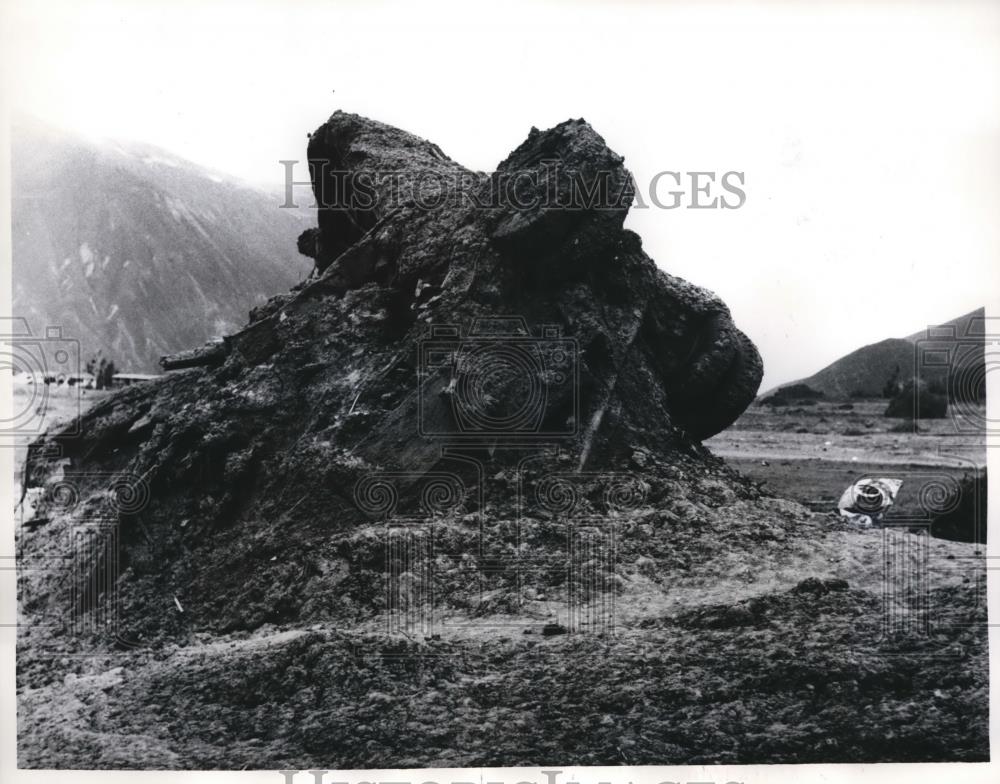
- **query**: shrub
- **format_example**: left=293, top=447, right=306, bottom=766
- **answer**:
left=778, top=383, right=824, bottom=400
left=930, top=470, right=987, bottom=543
left=761, top=383, right=825, bottom=407
left=882, top=364, right=903, bottom=398
left=885, top=381, right=948, bottom=419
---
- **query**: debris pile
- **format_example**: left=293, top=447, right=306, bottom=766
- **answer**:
left=21, top=112, right=766, bottom=639
left=17, top=113, right=987, bottom=768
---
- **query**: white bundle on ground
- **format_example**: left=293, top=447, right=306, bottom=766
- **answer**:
left=837, top=477, right=904, bottom=526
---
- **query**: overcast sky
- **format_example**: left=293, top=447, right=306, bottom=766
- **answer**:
left=4, top=0, right=998, bottom=391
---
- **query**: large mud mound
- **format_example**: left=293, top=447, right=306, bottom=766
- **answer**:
left=17, top=114, right=987, bottom=768
left=21, top=112, right=764, bottom=637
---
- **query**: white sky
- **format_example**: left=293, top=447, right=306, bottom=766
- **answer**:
left=3, top=0, right=999, bottom=391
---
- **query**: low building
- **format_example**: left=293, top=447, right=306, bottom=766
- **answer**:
left=110, top=373, right=164, bottom=388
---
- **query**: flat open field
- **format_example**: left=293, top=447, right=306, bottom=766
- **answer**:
left=706, top=397, right=986, bottom=520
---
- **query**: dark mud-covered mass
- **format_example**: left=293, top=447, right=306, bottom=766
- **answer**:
left=16, top=113, right=988, bottom=768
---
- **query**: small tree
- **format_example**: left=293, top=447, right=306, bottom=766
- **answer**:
left=882, top=364, right=902, bottom=399
left=885, top=380, right=948, bottom=419
left=297, top=228, right=323, bottom=277
left=100, top=360, right=116, bottom=389
left=85, top=352, right=118, bottom=390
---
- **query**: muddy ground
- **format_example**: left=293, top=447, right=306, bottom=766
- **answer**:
left=16, top=394, right=990, bottom=767
left=706, top=398, right=986, bottom=515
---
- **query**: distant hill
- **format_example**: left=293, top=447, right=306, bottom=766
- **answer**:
left=11, top=117, right=313, bottom=372
left=769, top=307, right=985, bottom=399
left=904, top=308, right=987, bottom=342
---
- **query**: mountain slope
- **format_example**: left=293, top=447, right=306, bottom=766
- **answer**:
left=905, top=307, right=987, bottom=342
left=772, top=307, right=985, bottom=398
left=11, top=118, right=313, bottom=372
